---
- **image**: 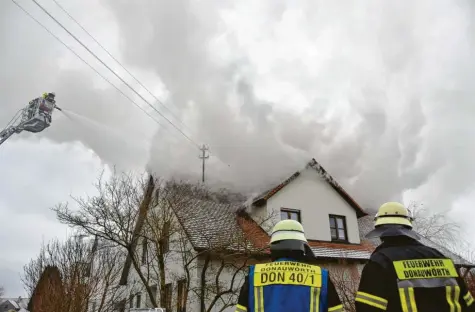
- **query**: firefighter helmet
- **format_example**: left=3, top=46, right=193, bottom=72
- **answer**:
left=269, top=220, right=311, bottom=260
left=42, top=92, right=55, bottom=98
left=366, top=202, right=420, bottom=240
left=270, top=219, right=307, bottom=243
left=374, top=202, right=414, bottom=228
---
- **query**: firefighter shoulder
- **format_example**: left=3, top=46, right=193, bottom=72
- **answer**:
left=235, top=219, right=343, bottom=312
left=355, top=202, right=475, bottom=312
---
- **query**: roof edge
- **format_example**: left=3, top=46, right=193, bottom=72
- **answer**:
left=251, top=158, right=368, bottom=217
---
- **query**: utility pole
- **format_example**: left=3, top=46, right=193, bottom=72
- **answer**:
left=199, top=144, right=209, bottom=183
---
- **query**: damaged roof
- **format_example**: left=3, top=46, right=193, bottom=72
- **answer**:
left=173, top=197, right=375, bottom=260
left=172, top=157, right=371, bottom=258
left=252, top=158, right=367, bottom=218
left=175, top=201, right=474, bottom=266
left=171, top=158, right=472, bottom=265
left=172, top=197, right=269, bottom=252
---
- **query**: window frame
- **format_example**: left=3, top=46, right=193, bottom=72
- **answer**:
left=141, top=237, right=148, bottom=265
left=160, top=221, right=171, bottom=254
left=129, top=294, right=134, bottom=309
left=280, top=208, right=302, bottom=223
left=164, top=283, right=173, bottom=311
left=136, top=293, right=141, bottom=308
left=329, top=214, right=348, bottom=243
left=176, top=279, right=187, bottom=312
left=150, top=284, right=157, bottom=307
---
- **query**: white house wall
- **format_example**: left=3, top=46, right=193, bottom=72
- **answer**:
left=126, top=229, right=199, bottom=310
left=127, top=242, right=247, bottom=312
left=264, top=168, right=361, bottom=244
left=195, top=256, right=248, bottom=312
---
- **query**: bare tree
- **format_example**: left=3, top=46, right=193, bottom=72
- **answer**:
left=52, top=170, right=277, bottom=312
left=135, top=179, right=268, bottom=312
left=52, top=170, right=160, bottom=307
left=136, top=179, right=194, bottom=309
left=171, top=196, right=275, bottom=312
left=90, top=242, right=128, bottom=312
left=327, top=262, right=361, bottom=312
left=23, top=236, right=124, bottom=312
left=462, top=265, right=475, bottom=297
left=409, top=201, right=460, bottom=249
left=0, top=285, right=4, bottom=298
left=52, top=172, right=213, bottom=309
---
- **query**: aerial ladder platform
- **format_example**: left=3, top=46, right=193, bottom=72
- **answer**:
left=0, top=92, right=62, bottom=146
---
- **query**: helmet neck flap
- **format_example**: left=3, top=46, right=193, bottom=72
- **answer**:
left=366, top=224, right=421, bottom=240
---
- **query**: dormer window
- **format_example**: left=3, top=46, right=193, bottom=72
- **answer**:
left=281, top=208, right=301, bottom=222
left=329, top=215, right=348, bottom=242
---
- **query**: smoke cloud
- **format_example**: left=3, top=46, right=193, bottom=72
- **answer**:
left=2, top=0, right=475, bottom=214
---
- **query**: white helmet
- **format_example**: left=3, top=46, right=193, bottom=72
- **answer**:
left=366, top=202, right=420, bottom=240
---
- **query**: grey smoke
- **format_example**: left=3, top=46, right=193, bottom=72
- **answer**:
left=2, top=0, right=475, bottom=215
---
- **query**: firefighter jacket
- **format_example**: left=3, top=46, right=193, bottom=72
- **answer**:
left=235, top=258, right=343, bottom=312
left=355, top=237, right=475, bottom=312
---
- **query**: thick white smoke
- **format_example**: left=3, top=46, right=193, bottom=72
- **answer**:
left=2, top=0, right=475, bottom=213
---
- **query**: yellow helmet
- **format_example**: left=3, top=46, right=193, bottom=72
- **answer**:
left=374, top=202, right=413, bottom=228
left=270, top=219, right=307, bottom=244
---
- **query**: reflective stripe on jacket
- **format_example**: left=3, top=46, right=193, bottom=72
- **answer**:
left=247, top=258, right=328, bottom=312
left=356, top=238, right=475, bottom=312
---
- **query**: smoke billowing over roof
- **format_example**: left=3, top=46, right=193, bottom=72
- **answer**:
left=2, top=0, right=475, bottom=294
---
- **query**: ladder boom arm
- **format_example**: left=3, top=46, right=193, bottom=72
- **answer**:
left=0, top=126, right=20, bottom=146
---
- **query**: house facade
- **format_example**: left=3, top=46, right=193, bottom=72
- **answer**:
left=110, top=158, right=472, bottom=312
left=0, top=298, right=28, bottom=312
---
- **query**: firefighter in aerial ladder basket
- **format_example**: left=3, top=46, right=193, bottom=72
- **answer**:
left=39, top=92, right=56, bottom=122
left=235, top=219, right=343, bottom=312
left=355, top=202, right=475, bottom=312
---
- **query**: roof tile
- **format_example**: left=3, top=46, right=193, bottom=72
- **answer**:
left=308, top=240, right=374, bottom=260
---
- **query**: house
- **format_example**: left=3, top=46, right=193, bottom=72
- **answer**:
left=0, top=298, right=28, bottom=312
left=249, top=158, right=372, bottom=261
left=0, top=300, right=20, bottom=312
left=113, top=158, right=473, bottom=312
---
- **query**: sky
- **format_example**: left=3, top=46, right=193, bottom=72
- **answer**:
left=1, top=0, right=475, bottom=296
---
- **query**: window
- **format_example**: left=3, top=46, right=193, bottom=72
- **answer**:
left=136, top=293, right=141, bottom=308
left=150, top=285, right=157, bottom=306
left=92, top=301, right=97, bottom=312
left=114, top=300, right=125, bottom=312
left=176, top=279, right=187, bottom=312
left=161, top=221, right=171, bottom=254
left=141, top=238, right=148, bottom=265
left=83, top=262, right=91, bottom=278
left=164, top=283, right=172, bottom=312
left=129, top=294, right=134, bottom=308
left=280, top=208, right=301, bottom=222
left=329, top=215, right=348, bottom=242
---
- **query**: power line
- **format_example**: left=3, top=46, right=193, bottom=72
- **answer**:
left=49, top=0, right=233, bottom=169
left=9, top=0, right=169, bottom=134
left=11, top=0, right=232, bottom=172
left=50, top=0, right=192, bottom=135
left=50, top=0, right=231, bottom=168
left=29, top=0, right=200, bottom=148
